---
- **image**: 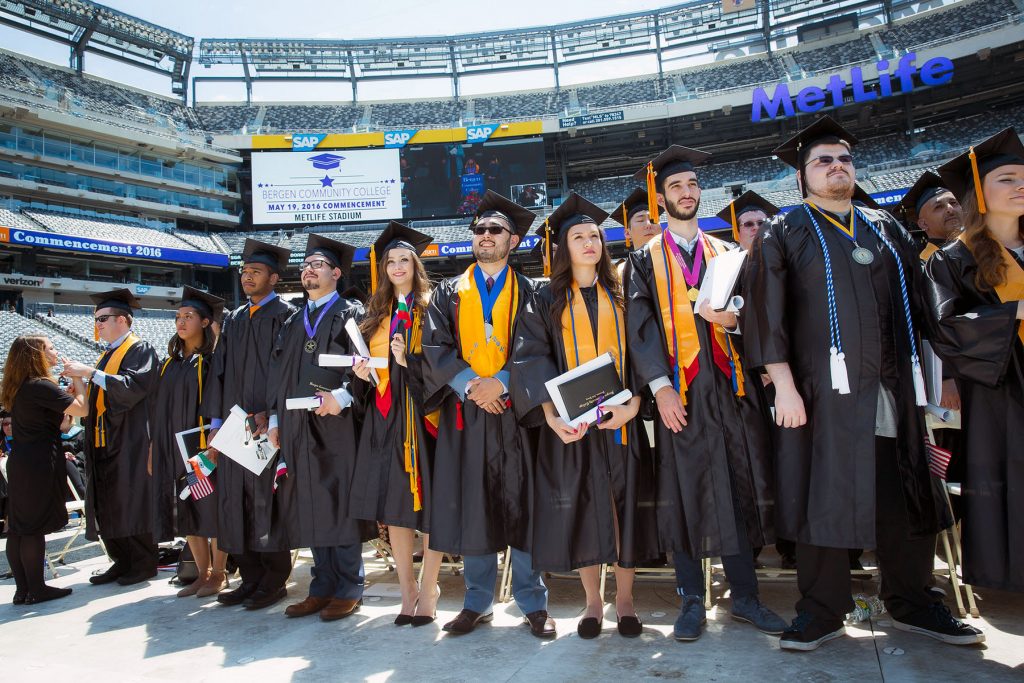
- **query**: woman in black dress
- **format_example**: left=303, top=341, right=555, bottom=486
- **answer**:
left=0, top=335, right=88, bottom=604
left=349, top=222, right=443, bottom=625
left=149, top=287, right=227, bottom=598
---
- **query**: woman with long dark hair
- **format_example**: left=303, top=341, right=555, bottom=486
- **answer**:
left=511, top=193, right=656, bottom=639
left=349, top=222, right=445, bottom=625
left=149, top=287, right=228, bottom=598
left=926, top=128, right=1024, bottom=593
left=0, top=334, right=88, bottom=604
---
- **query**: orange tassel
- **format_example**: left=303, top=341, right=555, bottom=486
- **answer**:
left=543, top=218, right=552, bottom=278
left=969, top=147, right=987, bottom=215
left=622, top=205, right=631, bottom=248
left=645, top=162, right=659, bottom=227
left=730, top=202, right=739, bottom=244
left=369, top=245, right=378, bottom=294
left=94, top=321, right=99, bottom=341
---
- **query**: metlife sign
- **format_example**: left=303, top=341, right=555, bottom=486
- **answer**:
left=559, top=111, right=625, bottom=128
left=750, top=52, right=954, bottom=123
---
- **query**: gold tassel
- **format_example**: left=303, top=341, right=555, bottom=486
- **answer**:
left=197, top=356, right=207, bottom=449
left=370, top=244, right=378, bottom=293
left=543, top=218, right=552, bottom=278
left=969, top=147, right=987, bottom=215
left=645, top=162, right=659, bottom=227
left=94, top=321, right=99, bottom=341
left=622, top=205, right=631, bottom=248
left=730, top=202, right=739, bottom=244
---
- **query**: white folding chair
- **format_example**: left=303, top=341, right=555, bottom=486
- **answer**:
left=45, top=476, right=104, bottom=577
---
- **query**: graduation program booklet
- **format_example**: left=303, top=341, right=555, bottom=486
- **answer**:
left=209, top=405, right=278, bottom=475
left=694, top=248, right=747, bottom=312
left=545, top=352, right=632, bottom=428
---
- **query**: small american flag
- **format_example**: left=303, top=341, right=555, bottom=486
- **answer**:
left=186, top=467, right=214, bottom=500
left=925, top=438, right=953, bottom=480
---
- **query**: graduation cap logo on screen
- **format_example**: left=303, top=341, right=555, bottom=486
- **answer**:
left=307, top=153, right=345, bottom=170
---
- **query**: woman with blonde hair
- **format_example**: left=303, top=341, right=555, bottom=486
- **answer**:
left=926, top=127, right=1024, bottom=593
left=0, top=335, right=88, bottom=604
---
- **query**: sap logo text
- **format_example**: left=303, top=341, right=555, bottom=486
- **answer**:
left=292, top=134, right=327, bottom=151
left=384, top=130, right=417, bottom=148
left=751, top=53, right=953, bottom=123
left=466, top=124, right=499, bottom=143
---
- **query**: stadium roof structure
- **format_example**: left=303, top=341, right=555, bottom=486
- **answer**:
left=197, top=0, right=896, bottom=103
left=0, top=0, right=193, bottom=100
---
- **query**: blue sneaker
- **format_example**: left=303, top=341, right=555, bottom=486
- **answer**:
left=731, top=595, right=788, bottom=635
left=673, top=594, right=706, bottom=641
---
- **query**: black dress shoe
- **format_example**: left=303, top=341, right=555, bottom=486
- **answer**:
left=13, top=591, right=26, bottom=605
left=89, top=566, right=126, bottom=585
left=616, top=614, right=643, bottom=638
left=577, top=617, right=602, bottom=639
left=410, top=613, right=436, bottom=627
left=243, top=586, right=287, bottom=610
left=25, top=586, right=73, bottom=604
left=525, top=610, right=557, bottom=638
left=442, top=609, right=493, bottom=634
left=116, top=569, right=157, bottom=586
left=394, top=613, right=414, bottom=626
left=218, top=582, right=259, bottom=606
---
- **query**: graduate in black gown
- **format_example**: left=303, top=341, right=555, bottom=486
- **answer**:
left=348, top=221, right=444, bottom=626
left=421, top=190, right=553, bottom=638
left=60, top=289, right=160, bottom=587
left=512, top=193, right=657, bottom=640
left=204, top=239, right=296, bottom=609
left=742, top=116, right=983, bottom=650
left=269, top=234, right=374, bottom=622
left=925, top=128, right=1024, bottom=593
left=716, top=190, right=778, bottom=253
left=627, top=147, right=784, bottom=643
left=150, top=287, right=229, bottom=599
left=2, top=334, right=88, bottom=604
left=610, top=187, right=661, bottom=276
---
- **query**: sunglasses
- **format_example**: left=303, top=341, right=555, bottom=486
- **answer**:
left=94, top=314, right=119, bottom=323
left=470, top=225, right=508, bottom=236
left=806, top=154, right=854, bottom=167
left=740, top=219, right=766, bottom=229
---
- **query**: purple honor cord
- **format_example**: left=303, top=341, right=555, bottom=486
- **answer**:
left=304, top=292, right=339, bottom=339
left=663, top=228, right=703, bottom=288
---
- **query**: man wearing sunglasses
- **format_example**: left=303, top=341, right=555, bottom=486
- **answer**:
left=742, top=116, right=982, bottom=651
left=204, top=239, right=297, bottom=609
left=421, top=190, right=554, bottom=638
left=61, top=288, right=159, bottom=587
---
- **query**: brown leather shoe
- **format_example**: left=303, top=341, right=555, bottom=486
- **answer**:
left=442, top=608, right=494, bottom=635
left=320, top=598, right=362, bottom=621
left=524, top=610, right=557, bottom=638
left=285, top=595, right=332, bottom=618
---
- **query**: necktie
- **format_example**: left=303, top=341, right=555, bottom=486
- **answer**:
left=486, top=276, right=495, bottom=293
left=308, top=301, right=317, bottom=316
left=249, top=304, right=261, bottom=318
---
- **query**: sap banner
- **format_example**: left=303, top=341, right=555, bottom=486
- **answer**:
left=250, top=149, right=402, bottom=225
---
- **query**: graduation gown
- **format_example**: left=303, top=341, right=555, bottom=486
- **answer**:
left=267, top=296, right=375, bottom=550
left=742, top=206, right=938, bottom=549
left=84, top=340, right=159, bottom=541
left=203, top=296, right=295, bottom=553
left=924, top=241, right=1024, bottom=592
left=628, top=233, right=775, bottom=559
left=151, top=353, right=217, bottom=541
left=348, top=310, right=435, bottom=532
left=421, top=271, right=535, bottom=556
left=511, top=284, right=659, bottom=572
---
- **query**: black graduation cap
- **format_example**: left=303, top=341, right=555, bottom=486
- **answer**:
left=241, top=238, right=290, bottom=274
left=178, top=286, right=225, bottom=322
left=898, top=171, right=952, bottom=223
left=535, top=193, right=608, bottom=277
left=471, top=189, right=536, bottom=238
left=852, top=184, right=882, bottom=211
left=938, top=127, right=1024, bottom=213
left=339, top=286, right=368, bottom=305
left=372, top=221, right=433, bottom=258
left=610, top=187, right=650, bottom=225
left=715, top=190, right=779, bottom=243
left=90, top=288, right=141, bottom=313
left=305, top=233, right=355, bottom=275
left=632, top=145, right=711, bottom=190
left=772, top=115, right=859, bottom=170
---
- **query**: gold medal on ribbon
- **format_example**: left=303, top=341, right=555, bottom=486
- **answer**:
left=688, top=288, right=699, bottom=302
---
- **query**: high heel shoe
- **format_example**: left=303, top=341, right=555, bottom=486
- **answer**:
left=394, top=613, right=414, bottom=626
left=411, top=584, right=440, bottom=627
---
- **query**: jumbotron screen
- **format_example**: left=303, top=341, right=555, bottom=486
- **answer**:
left=249, top=137, right=546, bottom=225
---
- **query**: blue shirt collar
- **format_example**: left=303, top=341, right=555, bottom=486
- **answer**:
left=307, top=290, right=337, bottom=310
left=105, top=330, right=132, bottom=350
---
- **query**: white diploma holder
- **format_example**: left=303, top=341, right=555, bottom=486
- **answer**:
left=286, top=396, right=323, bottom=411
left=209, top=405, right=278, bottom=475
left=344, top=318, right=381, bottom=385
left=318, top=354, right=389, bottom=369
left=694, top=248, right=747, bottom=313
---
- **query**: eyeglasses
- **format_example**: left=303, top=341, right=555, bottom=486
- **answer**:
left=806, top=154, right=854, bottom=168
left=299, top=259, right=331, bottom=272
left=470, top=226, right=508, bottom=236
left=94, top=314, right=118, bottom=323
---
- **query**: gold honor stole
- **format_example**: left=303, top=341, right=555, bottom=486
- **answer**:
left=960, top=234, right=1024, bottom=347
left=160, top=354, right=209, bottom=449
left=920, top=242, right=939, bottom=261
left=91, top=333, right=140, bottom=447
left=369, top=306, right=440, bottom=511
left=456, top=263, right=518, bottom=378
left=560, top=281, right=628, bottom=444
left=649, top=232, right=746, bottom=403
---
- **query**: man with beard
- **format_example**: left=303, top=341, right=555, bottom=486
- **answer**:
left=627, top=146, right=785, bottom=642
left=205, top=239, right=296, bottom=609
left=742, top=116, right=983, bottom=651
left=421, top=190, right=554, bottom=638
left=268, top=234, right=373, bottom=621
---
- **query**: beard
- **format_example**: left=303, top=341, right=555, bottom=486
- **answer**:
left=805, top=171, right=854, bottom=201
left=301, top=276, right=321, bottom=291
left=664, top=196, right=700, bottom=221
left=473, top=239, right=511, bottom=263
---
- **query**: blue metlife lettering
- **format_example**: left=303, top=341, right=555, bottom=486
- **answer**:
left=750, top=53, right=954, bottom=123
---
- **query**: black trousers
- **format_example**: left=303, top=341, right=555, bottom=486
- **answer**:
left=232, top=548, right=291, bottom=591
left=795, top=437, right=938, bottom=623
left=105, top=533, right=157, bottom=575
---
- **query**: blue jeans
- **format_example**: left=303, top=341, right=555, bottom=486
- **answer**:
left=463, top=548, right=548, bottom=615
left=309, top=544, right=365, bottom=600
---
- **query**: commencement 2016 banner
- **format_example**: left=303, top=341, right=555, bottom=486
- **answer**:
left=250, top=149, right=402, bottom=225
left=0, top=226, right=228, bottom=267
